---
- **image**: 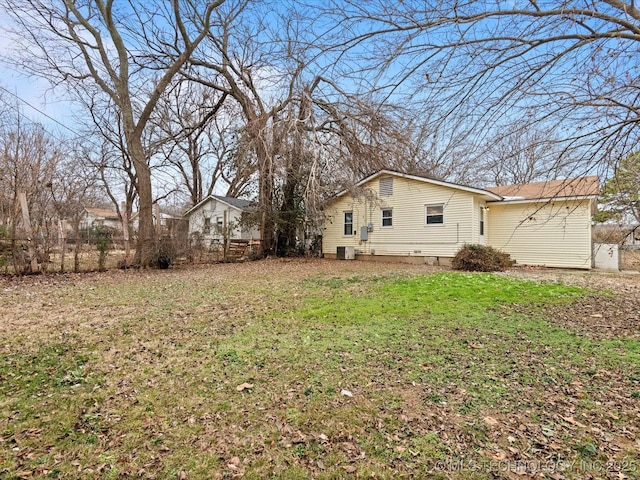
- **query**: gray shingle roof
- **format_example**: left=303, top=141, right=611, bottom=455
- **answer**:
left=213, top=195, right=253, bottom=210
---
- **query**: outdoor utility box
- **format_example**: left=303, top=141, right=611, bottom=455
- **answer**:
left=360, top=225, right=369, bottom=241
left=337, top=246, right=355, bottom=260
left=593, top=243, right=620, bottom=271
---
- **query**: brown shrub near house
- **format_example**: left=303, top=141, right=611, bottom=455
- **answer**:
left=452, top=244, right=512, bottom=272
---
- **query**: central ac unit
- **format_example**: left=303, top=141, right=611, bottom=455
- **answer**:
left=337, top=246, right=355, bottom=260
left=344, top=246, right=355, bottom=260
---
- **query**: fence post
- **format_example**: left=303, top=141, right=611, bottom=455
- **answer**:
left=121, top=202, right=130, bottom=267
left=18, top=192, right=39, bottom=273
left=58, top=218, right=67, bottom=273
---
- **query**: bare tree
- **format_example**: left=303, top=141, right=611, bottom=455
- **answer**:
left=80, top=98, right=135, bottom=213
left=49, top=147, right=103, bottom=272
left=151, top=79, right=258, bottom=205
left=0, top=110, right=62, bottom=273
left=186, top=0, right=296, bottom=254
left=478, top=128, right=574, bottom=187
left=186, top=0, right=427, bottom=254
left=319, top=0, right=640, bottom=177
left=2, top=0, right=225, bottom=266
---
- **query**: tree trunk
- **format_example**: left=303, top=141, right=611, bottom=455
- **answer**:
left=128, top=138, right=155, bottom=267
left=259, top=153, right=275, bottom=256
left=277, top=170, right=299, bottom=256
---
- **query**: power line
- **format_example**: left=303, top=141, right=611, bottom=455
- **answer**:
left=0, top=84, right=82, bottom=137
left=0, top=96, right=72, bottom=147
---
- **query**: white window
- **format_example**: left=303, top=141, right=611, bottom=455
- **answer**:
left=425, top=204, right=444, bottom=225
left=344, top=211, right=354, bottom=235
left=479, top=207, right=485, bottom=236
left=216, top=216, right=223, bottom=228
left=379, top=177, right=393, bottom=196
left=381, top=209, right=393, bottom=227
left=203, top=217, right=211, bottom=234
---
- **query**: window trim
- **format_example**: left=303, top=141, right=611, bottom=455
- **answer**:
left=425, top=204, right=444, bottom=226
left=381, top=208, right=393, bottom=228
left=343, top=211, right=354, bottom=236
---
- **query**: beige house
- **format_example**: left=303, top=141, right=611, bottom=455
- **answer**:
left=485, top=177, right=599, bottom=269
left=322, top=170, right=599, bottom=269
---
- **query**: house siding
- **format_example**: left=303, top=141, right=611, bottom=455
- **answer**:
left=188, top=198, right=258, bottom=243
left=323, top=175, right=483, bottom=259
left=487, top=199, right=593, bottom=269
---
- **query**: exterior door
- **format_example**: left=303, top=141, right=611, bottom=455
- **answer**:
left=479, top=206, right=486, bottom=245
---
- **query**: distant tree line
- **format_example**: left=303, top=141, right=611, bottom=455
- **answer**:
left=1, top=0, right=638, bottom=267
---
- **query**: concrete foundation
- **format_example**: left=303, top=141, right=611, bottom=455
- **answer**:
left=323, top=253, right=453, bottom=266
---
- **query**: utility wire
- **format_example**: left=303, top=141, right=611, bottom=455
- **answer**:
left=0, top=84, right=82, bottom=137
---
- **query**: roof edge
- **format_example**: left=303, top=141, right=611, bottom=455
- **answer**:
left=333, top=169, right=504, bottom=201
left=487, top=195, right=598, bottom=205
left=183, top=195, right=250, bottom=217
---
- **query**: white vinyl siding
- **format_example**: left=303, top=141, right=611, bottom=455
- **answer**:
left=187, top=198, right=259, bottom=242
left=487, top=199, right=593, bottom=269
left=322, top=172, right=594, bottom=267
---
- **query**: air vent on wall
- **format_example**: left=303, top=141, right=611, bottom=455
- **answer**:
left=379, top=177, right=393, bottom=196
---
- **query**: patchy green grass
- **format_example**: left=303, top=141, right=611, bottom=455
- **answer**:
left=1, top=262, right=639, bottom=479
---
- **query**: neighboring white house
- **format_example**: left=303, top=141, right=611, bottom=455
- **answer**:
left=130, top=207, right=184, bottom=235
left=322, top=170, right=599, bottom=269
left=184, top=195, right=259, bottom=245
left=79, top=207, right=122, bottom=231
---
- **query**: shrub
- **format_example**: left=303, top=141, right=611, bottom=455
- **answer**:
left=92, top=225, right=113, bottom=271
left=152, top=237, right=175, bottom=269
left=452, top=244, right=512, bottom=272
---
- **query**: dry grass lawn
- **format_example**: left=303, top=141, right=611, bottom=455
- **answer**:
left=1, top=259, right=639, bottom=479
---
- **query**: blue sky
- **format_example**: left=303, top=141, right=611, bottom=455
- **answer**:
left=0, top=12, right=87, bottom=134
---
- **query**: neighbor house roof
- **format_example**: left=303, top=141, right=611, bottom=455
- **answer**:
left=214, top=196, right=253, bottom=210
left=183, top=195, right=254, bottom=217
left=84, top=207, right=119, bottom=219
left=486, top=176, right=600, bottom=202
left=331, top=169, right=504, bottom=202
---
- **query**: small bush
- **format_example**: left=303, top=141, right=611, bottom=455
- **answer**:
left=152, top=237, right=175, bottom=269
left=452, top=244, right=512, bottom=272
left=93, top=226, right=113, bottom=271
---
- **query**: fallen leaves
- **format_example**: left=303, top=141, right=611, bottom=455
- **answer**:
left=2, top=260, right=640, bottom=479
left=483, top=416, right=499, bottom=427
left=227, top=456, right=241, bottom=470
